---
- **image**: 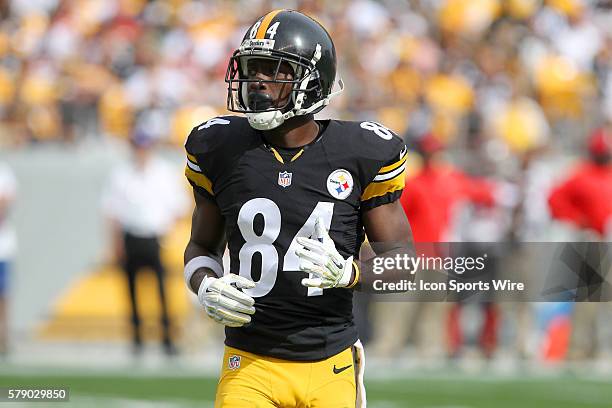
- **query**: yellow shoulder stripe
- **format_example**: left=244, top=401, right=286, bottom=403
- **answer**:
left=361, top=171, right=405, bottom=202
left=185, top=166, right=213, bottom=195
left=256, top=9, right=284, bottom=39
left=378, top=154, right=407, bottom=174
left=187, top=153, right=198, bottom=164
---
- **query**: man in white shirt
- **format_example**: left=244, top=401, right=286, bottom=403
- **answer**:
left=103, top=129, right=189, bottom=355
left=0, top=162, right=16, bottom=356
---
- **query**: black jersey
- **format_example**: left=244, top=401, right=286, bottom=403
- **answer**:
left=185, top=116, right=407, bottom=360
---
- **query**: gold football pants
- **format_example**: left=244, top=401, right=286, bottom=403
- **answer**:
left=215, top=341, right=366, bottom=407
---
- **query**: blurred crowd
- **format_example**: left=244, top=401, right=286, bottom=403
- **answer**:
left=1, top=0, right=612, bottom=362
left=0, top=0, right=610, bottom=151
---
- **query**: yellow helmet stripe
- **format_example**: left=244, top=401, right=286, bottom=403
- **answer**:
left=256, top=9, right=284, bottom=39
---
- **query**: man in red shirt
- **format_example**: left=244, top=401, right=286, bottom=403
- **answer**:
left=548, top=127, right=612, bottom=359
left=405, top=133, right=501, bottom=357
left=371, top=133, right=498, bottom=358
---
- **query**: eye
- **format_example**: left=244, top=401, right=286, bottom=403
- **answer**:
left=260, top=61, right=277, bottom=76
left=246, top=59, right=274, bottom=77
left=276, top=62, right=295, bottom=78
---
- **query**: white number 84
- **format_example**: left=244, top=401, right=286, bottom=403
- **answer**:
left=237, top=199, right=334, bottom=298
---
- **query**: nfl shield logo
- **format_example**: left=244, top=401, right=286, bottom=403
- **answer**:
left=228, top=355, right=241, bottom=370
left=278, top=171, right=292, bottom=188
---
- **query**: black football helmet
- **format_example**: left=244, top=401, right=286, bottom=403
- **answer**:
left=225, top=9, right=343, bottom=130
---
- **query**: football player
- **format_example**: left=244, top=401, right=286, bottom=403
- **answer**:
left=184, top=9, right=413, bottom=407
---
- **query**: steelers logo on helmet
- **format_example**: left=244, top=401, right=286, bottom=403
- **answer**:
left=225, top=9, right=344, bottom=131
left=327, top=169, right=354, bottom=200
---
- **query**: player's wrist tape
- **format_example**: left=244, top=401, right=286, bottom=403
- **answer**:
left=184, top=255, right=224, bottom=291
left=347, top=260, right=360, bottom=289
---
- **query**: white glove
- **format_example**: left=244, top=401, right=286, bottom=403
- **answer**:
left=198, top=274, right=256, bottom=327
left=296, top=217, right=355, bottom=289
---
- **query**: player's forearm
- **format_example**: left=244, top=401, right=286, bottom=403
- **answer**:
left=353, top=243, right=416, bottom=293
left=357, top=200, right=415, bottom=292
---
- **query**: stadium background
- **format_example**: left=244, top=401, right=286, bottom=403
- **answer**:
left=1, top=0, right=612, bottom=406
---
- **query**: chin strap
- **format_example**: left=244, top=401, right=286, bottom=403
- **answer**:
left=279, top=77, right=344, bottom=123
left=247, top=44, right=345, bottom=130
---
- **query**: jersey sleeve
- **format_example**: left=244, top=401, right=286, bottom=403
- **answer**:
left=360, top=138, right=407, bottom=211
left=184, top=115, right=251, bottom=201
left=184, top=124, right=216, bottom=200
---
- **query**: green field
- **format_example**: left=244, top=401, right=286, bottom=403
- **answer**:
left=1, top=372, right=611, bottom=407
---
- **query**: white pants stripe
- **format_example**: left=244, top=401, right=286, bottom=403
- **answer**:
left=353, top=339, right=367, bottom=407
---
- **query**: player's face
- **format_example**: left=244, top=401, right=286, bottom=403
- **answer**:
left=245, top=57, right=294, bottom=111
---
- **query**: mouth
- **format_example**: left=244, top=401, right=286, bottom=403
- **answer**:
left=248, top=92, right=274, bottom=111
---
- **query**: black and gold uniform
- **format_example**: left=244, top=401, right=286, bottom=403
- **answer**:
left=185, top=115, right=406, bottom=361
